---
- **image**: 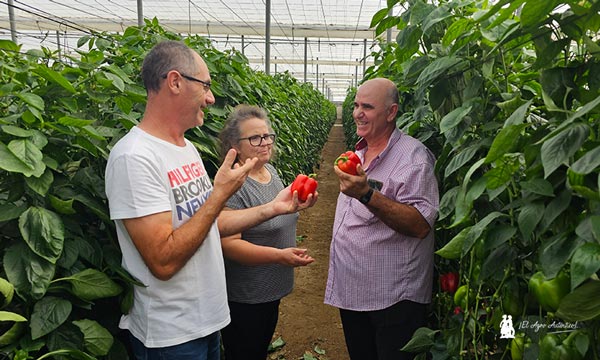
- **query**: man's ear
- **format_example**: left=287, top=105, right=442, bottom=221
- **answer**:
left=387, top=103, right=399, bottom=122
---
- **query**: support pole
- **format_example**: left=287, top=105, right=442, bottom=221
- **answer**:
left=137, top=0, right=143, bottom=27
left=265, top=0, right=271, bottom=75
left=8, top=0, right=17, bottom=43
left=303, top=37, right=308, bottom=83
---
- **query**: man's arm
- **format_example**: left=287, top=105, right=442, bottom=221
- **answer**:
left=217, top=185, right=318, bottom=237
left=123, top=149, right=257, bottom=280
left=334, top=165, right=431, bottom=239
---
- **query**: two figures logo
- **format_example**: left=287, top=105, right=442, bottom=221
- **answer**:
left=500, top=314, right=515, bottom=339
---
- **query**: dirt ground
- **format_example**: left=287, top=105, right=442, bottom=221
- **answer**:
left=269, top=113, right=351, bottom=360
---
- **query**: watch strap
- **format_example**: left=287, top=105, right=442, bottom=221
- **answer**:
left=358, top=188, right=374, bottom=204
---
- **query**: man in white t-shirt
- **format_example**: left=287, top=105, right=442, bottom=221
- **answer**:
left=105, top=40, right=258, bottom=359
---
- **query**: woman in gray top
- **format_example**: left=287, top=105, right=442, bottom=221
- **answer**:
left=218, top=104, right=316, bottom=360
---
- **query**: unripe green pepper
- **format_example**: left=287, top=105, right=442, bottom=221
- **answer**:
left=510, top=333, right=531, bottom=360
left=539, top=332, right=584, bottom=360
left=527, top=270, right=570, bottom=312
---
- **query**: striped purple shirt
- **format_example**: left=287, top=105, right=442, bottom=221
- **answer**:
left=325, top=128, right=439, bottom=311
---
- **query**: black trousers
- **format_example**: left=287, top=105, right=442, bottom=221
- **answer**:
left=221, top=299, right=280, bottom=360
left=339, top=300, right=427, bottom=360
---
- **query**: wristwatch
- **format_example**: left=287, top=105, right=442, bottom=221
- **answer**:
left=358, top=188, right=374, bottom=205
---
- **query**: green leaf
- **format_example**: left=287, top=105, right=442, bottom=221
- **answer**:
left=443, top=18, right=472, bottom=47
left=0, top=277, right=15, bottom=308
left=541, top=123, right=589, bottom=178
left=3, top=242, right=55, bottom=300
left=503, top=100, right=532, bottom=127
left=485, top=124, right=528, bottom=164
left=520, top=178, right=554, bottom=197
left=17, top=92, right=44, bottom=111
left=435, top=226, right=471, bottom=260
left=570, top=243, right=600, bottom=290
left=64, top=269, right=122, bottom=301
left=540, top=190, right=572, bottom=231
left=480, top=244, right=516, bottom=280
left=104, top=72, right=125, bottom=92
left=422, top=5, right=452, bottom=35
left=268, top=336, right=286, bottom=351
left=1, top=125, right=34, bottom=137
left=30, top=297, right=72, bottom=340
left=4, top=139, right=45, bottom=177
left=34, top=66, right=77, bottom=93
left=556, top=280, right=600, bottom=321
left=571, top=145, right=600, bottom=174
left=48, top=195, right=77, bottom=215
left=58, top=116, right=96, bottom=128
left=518, top=202, right=544, bottom=243
left=24, top=168, right=54, bottom=196
left=539, top=233, right=583, bottom=279
left=0, top=311, right=27, bottom=322
left=445, top=145, right=479, bottom=178
left=36, top=349, right=96, bottom=360
left=0, top=203, right=27, bottom=222
left=18, top=207, right=64, bottom=264
left=462, top=212, right=505, bottom=255
left=520, top=0, right=560, bottom=28
left=72, top=319, right=114, bottom=356
left=416, top=56, right=465, bottom=88
left=400, top=327, right=438, bottom=353
left=440, top=106, right=472, bottom=134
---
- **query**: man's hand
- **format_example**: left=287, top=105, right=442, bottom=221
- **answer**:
left=212, top=149, right=258, bottom=201
left=334, top=163, right=370, bottom=200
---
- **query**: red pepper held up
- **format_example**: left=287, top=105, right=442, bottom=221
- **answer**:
left=335, top=151, right=362, bottom=175
left=291, top=174, right=318, bottom=202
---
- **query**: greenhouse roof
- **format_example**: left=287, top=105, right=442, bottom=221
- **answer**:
left=1, top=0, right=399, bottom=102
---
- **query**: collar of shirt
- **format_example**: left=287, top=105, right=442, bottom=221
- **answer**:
left=354, top=129, right=404, bottom=170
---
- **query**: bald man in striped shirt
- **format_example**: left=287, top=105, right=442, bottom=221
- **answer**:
left=325, top=77, right=439, bottom=360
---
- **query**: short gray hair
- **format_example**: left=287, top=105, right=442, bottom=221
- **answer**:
left=141, top=40, right=197, bottom=94
left=219, top=104, right=274, bottom=161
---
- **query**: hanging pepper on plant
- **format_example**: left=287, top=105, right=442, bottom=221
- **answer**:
left=539, top=331, right=586, bottom=360
left=334, top=151, right=362, bottom=175
left=290, top=174, right=318, bottom=202
left=440, top=272, right=459, bottom=294
left=527, top=270, right=570, bottom=312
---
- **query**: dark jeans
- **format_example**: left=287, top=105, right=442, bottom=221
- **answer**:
left=339, top=300, right=427, bottom=360
left=130, top=331, right=220, bottom=360
left=221, top=299, right=280, bottom=360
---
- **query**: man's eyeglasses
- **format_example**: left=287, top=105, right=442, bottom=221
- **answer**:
left=162, top=71, right=211, bottom=91
left=238, top=134, right=276, bottom=147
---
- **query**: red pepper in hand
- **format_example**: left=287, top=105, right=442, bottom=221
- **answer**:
left=291, top=174, right=318, bottom=202
left=440, top=272, right=459, bottom=294
left=335, top=151, right=362, bottom=175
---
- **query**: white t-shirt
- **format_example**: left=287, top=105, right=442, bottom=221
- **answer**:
left=105, top=126, right=229, bottom=348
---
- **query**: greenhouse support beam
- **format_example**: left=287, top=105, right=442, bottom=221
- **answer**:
left=7, top=0, right=16, bottom=42
left=137, top=0, right=143, bottom=27
left=304, top=37, right=308, bottom=83
left=265, top=0, right=271, bottom=75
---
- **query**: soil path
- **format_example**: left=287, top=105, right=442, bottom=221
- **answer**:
left=270, top=111, right=350, bottom=360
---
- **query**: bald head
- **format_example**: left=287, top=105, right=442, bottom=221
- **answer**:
left=358, top=78, right=399, bottom=106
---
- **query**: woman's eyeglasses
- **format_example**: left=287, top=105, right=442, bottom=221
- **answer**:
left=238, top=134, right=276, bottom=146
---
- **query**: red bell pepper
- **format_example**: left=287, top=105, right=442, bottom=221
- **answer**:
left=335, top=151, right=362, bottom=175
left=440, top=272, right=459, bottom=294
left=291, top=174, right=318, bottom=202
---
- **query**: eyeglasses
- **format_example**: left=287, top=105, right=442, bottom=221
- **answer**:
left=162, top=71, right=211, bottom=91
left=238, top=134, right=276, bottom=146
